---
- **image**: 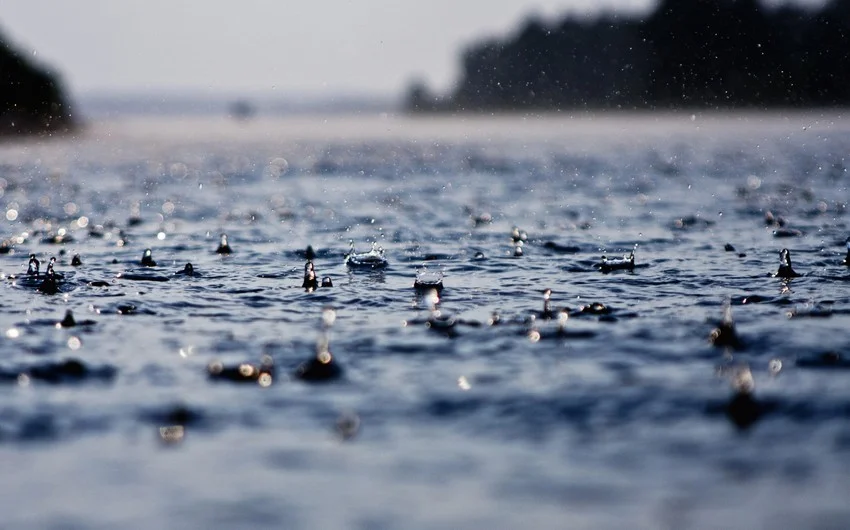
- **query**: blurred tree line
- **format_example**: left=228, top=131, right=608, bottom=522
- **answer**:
left=407, top=0, right=850, bottom=111
left=1, top=28, right=74, bottom=136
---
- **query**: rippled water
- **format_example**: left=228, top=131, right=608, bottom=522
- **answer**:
left=2, top=112, right=850, bottom=529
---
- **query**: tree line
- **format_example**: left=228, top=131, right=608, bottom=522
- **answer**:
left=406, top=0, right=850, bottom=111
left=1, top=27, right=74, bottom=136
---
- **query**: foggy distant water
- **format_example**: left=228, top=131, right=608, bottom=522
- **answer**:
left=2, top=112, right=850, bottom=530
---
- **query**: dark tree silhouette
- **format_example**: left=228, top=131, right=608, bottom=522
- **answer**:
left=408, top=0, right=850, bottom=112
left=1, top=27, right=75, bottom=136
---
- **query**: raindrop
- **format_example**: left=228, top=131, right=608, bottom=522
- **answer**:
left=768, top=359, right=782, bottom=376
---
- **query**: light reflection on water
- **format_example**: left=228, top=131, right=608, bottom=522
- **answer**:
left=1, top=113, right=850, bottom=529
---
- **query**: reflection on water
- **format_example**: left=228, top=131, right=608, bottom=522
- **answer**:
left=1, top=113, right=850, bottom=529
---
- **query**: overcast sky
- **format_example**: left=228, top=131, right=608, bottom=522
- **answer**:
left=0, top=0, right=658, bottom=97
left=0, top=0, right=824, bottom=98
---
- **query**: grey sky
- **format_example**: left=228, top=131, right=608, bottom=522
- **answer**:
left=1, top=0, right=657, bottom=96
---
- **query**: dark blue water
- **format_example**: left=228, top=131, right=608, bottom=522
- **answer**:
left=2, top=112, right=850, bottom=529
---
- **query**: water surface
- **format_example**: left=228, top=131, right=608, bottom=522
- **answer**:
left=1, top=112, right=850, bottom=529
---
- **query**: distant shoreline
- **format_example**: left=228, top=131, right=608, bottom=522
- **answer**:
left=1, top=110, right=835, bottom=152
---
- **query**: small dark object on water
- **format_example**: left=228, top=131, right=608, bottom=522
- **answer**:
left=175, top=263, right=199, bottom=277
left=598, top=251, right=635, bottom=273
left=207, top=355, right=275, bottom=386
left=672, top=215, right=714, bottom=230
left=38, top=259, right=58, bottom=294
left=724, top=243, right=736, bottom=252
left=114, top=303, right=157, bottom=315
left=554, top=309, right=594, bottom=338
left=774, top=248, right=800, bottom=278
left=71, top=254, right=82, bottom=266
left=27, top=254, right=40, bottom=276
left=163, top=405, right=202, bottom=426
left=296, top=307, right=343, bottom=382
left=305, top=245, right=316, bottom=261
left=579, top=302, right=611, bottom=315
left=543, top=241, right=580, bottom=254
left=35, top=359, right=86, bottom=380
left=294, top=352, right=343, bottom=382
left=796, top=351, right=850, bottom=369
left=709, top=301, right=742, bottom=350
left=537, top=288, right=558, bottom=320
left=57, top=310, right=96, bottom=328
left=59, top=310, right=77, bottom=328
left=721, top=365, right=764, bottom=430
left=20, top=358, right=117, bottom=385
left=764, top=210, right=787, bottom=227
left=426, top=311, right=457, bottom=336
left=303, top=261, right=319, bottom=291
left=141, top=248, right=157, bottom=267
left=725, top=391, right=763, bottom=430
left=41, top=232, right=74, bottom=245
left=216, top=234, right=232, bottom=254
left=0, top=239, right=12, bottom=254
left=321, top=277, right=333, bottom=288
left=117, top=304, right=137, bottom=314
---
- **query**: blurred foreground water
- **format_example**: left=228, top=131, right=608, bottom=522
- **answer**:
left=1, top=112, right=850, bottom=529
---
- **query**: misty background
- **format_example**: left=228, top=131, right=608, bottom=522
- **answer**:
left=0, top=0, right=838, bottom=117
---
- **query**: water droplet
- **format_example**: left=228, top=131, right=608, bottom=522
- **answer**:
left=322, top=306, right=337, bottom=328
left=768, top=359, right=782, bottom=375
